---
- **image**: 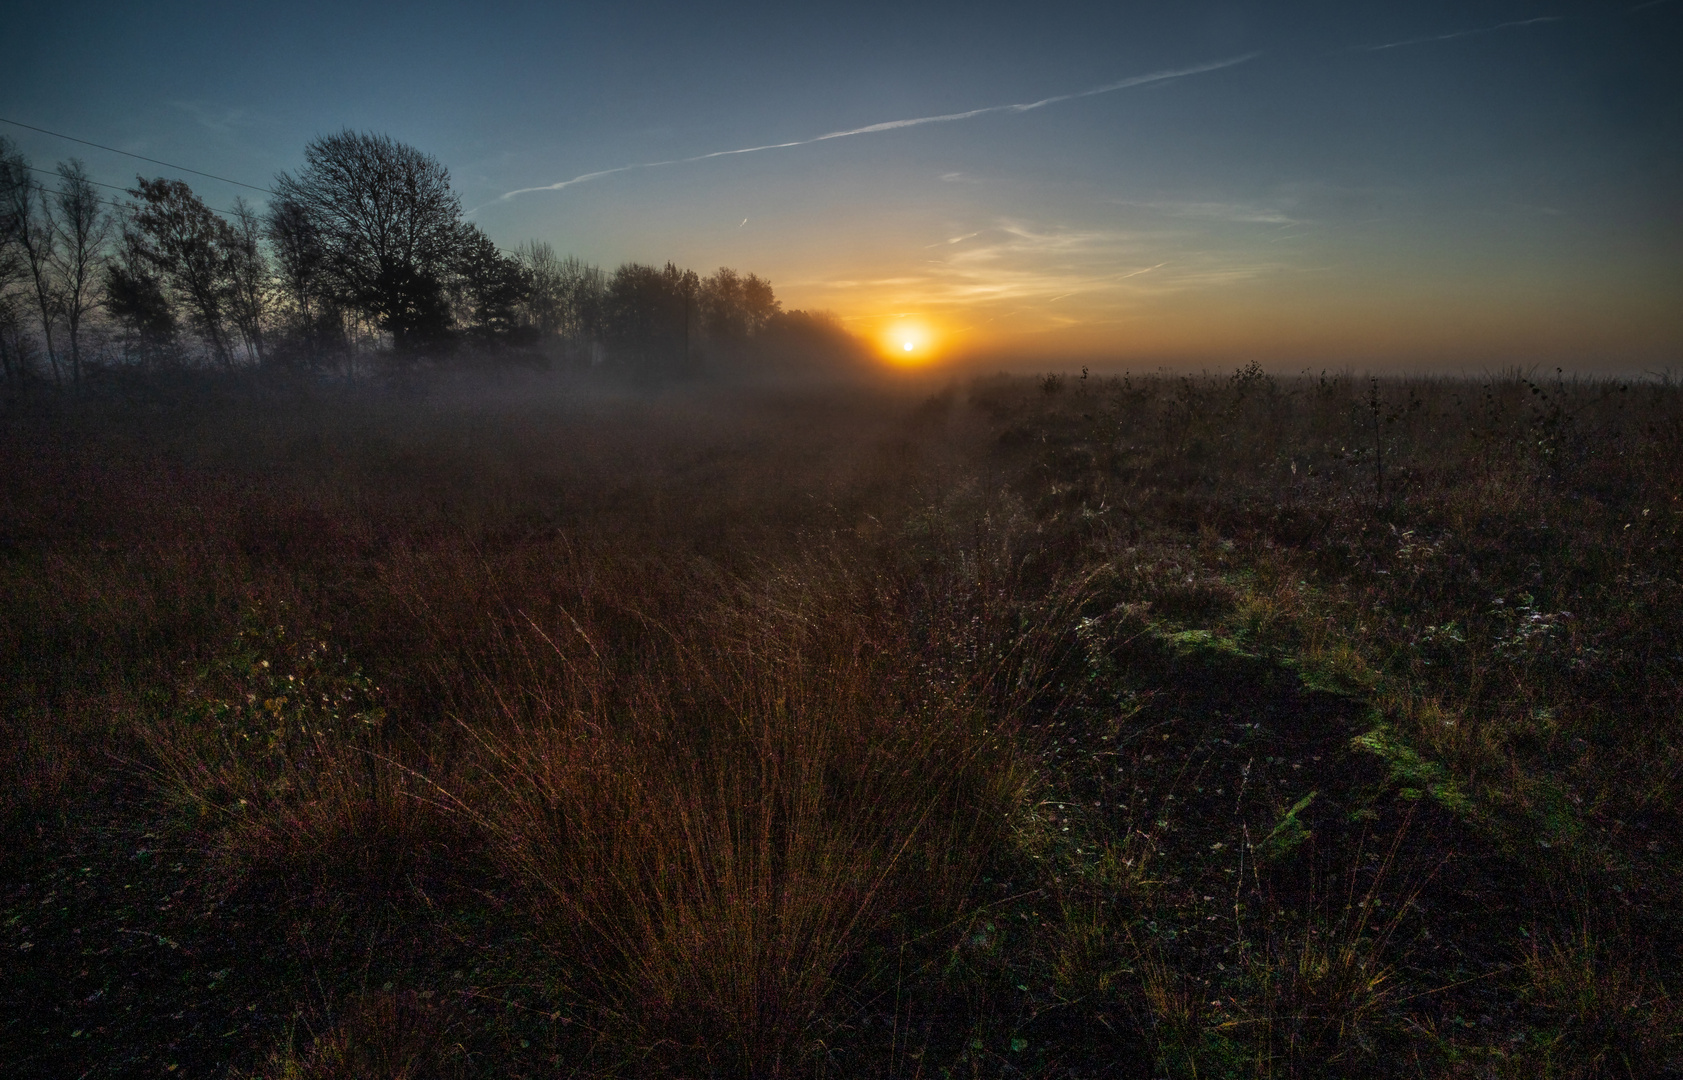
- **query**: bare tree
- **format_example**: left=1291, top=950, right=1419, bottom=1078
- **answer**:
left=0, top=301, right=26, bottom=382
left=4, top=161, right=64, bottom=383
left=224, top=197, right=269, bottom=364
left=700, top=267, right=748, bottom=340
left=740, top=272, right=779, bottom=334
left=555, top=255, right=606, bottom=347
left=265, top=193, right=340, bottom=366
left=124, top=177, right=238, bottom=367
left=604, top=262, right=698, bottom=377
left=274, top=131, right=465, bottom=353
left=0, top=137, right=28, bottom=382
left=103, top=224, right=180, bottom=369
left=514, top=249, right=609, bottom=364
left=700, top=267, right=781, bottom=343
left=50, top=160, right=111, bottom=385
left=453, top=224, right=530, bottom=344
left=514, top=240, right=566, bottom=336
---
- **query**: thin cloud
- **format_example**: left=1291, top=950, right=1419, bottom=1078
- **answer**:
left=842, top=220, right=1287, bottom=311
left=924, top=231, right=981, bottom=248
left=1356, top=16, right=1563, bottom=53
left=171, top=101, right=251, bottom=134
left=492, top=54, right=1259, bottom=204
left=1112, top=198, right=1299, bottom=225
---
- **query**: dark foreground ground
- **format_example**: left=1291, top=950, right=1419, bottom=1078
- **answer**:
left=3, top=367, right=1680, bottom=1078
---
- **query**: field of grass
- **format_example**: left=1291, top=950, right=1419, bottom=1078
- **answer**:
left=3, top=365, right=1680, bottom=1078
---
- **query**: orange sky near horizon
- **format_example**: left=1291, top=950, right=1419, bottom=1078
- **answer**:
left=10, top=1, right=1677, bottom=375
left=779, top=220, right=1683, bottom=373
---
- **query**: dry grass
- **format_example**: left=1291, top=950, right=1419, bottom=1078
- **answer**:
left=3, top=367, right=1680, bottom=1078
left=251, top=989, right=467, bottom=1080
left=1512, top=923, right=1679, bottom=1078
left=137, top=602, right=449, bottom=892
left=452, top=562, right=1032, bottom=1075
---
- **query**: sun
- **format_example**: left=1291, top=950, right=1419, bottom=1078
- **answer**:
left=878, top=317, right=940, bottom=365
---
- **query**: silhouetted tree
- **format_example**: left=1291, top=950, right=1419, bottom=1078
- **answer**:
left=103, top=241, right=180, bottom=369
left=514, top=244, right=607, bottom=363
left=273, top=131, right=464, bottom=353
left=758, top=308, right=866, bottom=374
left=0, top=137, right=29, bottom=382
left=5, top=158, right=63, bottom=382
left=555, top=255, right=607, bottom=349
left=699, top=267, right=748, bottom=340
left=454, top=224, right=531, bottom=344
left=699, top=267, right=780, bottom=343
left=50, top=160, right=111, bottom=384
left=224, top=198, right=269, bottom=365
left=0, top=303, right=25, bottom=382
left=124, top=177, right=240, bottom=367
left=605, top=262, right=698, bottom=377
left=0, top=137, right=19, bottom=254
left=264, top=193, right=343, bottom=366
left=740, top=272, right=778, bottom=334
left=513, top=240, right=566, bottom=336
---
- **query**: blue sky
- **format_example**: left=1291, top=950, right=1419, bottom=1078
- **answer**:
left=3, top=0, right=1679, bottom=369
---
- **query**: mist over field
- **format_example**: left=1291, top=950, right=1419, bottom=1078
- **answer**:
left=4, top=1, right=1683, bottom=1077
left=4, top=365, right=1681, bottom=1078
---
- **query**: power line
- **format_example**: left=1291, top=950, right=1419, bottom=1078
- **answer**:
left=24, top=163, right=131, bottom=195
left=19, top=163, right=244, bottom=217
left=0, top=116, right=275, bottom=194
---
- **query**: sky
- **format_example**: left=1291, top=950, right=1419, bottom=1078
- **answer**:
left=3, top=0, right=1680, bottom=372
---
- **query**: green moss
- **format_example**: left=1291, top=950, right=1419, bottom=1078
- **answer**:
left=1256, top=791, right=1318, bottom=863
left=1350, top=725, right=1472, bottom=814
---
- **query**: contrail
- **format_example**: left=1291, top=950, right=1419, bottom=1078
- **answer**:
left=1358, top=16, right=1563, bottom=52
left=494, top=53, right=1259, bottom=203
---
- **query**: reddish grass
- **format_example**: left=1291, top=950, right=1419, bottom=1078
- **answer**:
left=3, top=368, right=1679, bottom=1077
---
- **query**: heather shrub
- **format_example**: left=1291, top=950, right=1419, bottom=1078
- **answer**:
left=139, top=602, right=434, bottom=889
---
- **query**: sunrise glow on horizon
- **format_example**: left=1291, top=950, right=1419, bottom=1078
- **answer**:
left=866, top=315, right=948, bottom=367
left=5, top=1, right=1677, bottom=371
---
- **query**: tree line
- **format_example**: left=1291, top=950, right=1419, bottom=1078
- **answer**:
left=0, top=130, right=857, bottom=385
